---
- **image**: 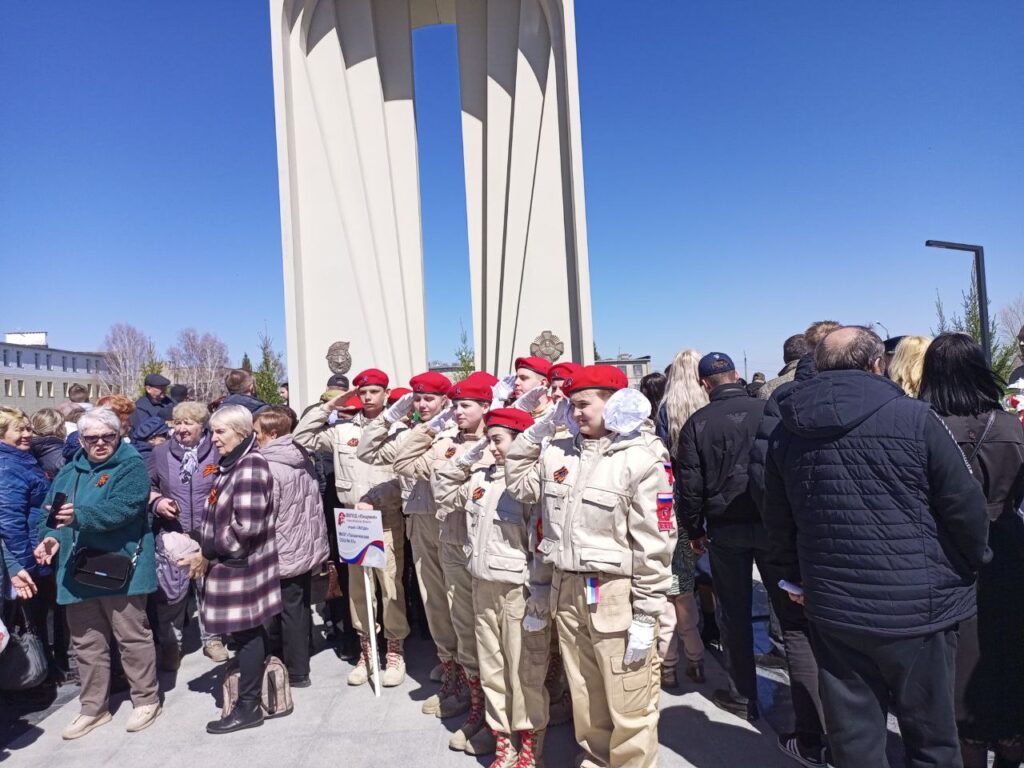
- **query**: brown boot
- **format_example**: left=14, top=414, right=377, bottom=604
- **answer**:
left=448, top=674, right=485, bottom=749
left=381, top=638, right=406, bottom=687
left=488, top=731, right=519, bottom=768
left=422, top=659, right=456, bottom=715
left=515, top=729, right=545, bottom=768
left=437, top=664, right=471, bottom=719
left=347, top=634, right=373, bottom=686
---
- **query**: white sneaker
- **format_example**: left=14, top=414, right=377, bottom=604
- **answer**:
left=62, top=712, right=113, bottom=740
left=126, top=703, right=162, bottom=733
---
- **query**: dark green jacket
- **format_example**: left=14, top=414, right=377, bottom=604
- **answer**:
left=38, top=441, right=156, bottom=605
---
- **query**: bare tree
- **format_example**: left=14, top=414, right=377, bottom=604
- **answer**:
left=101, top=323, right=155, bottom=395
left=999, top=295, right=1024, bottom=341
left=166, top=329, right=230, bottom=402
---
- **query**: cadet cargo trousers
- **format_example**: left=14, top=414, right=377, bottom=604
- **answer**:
left=348, top=516, right=410, bottom=641
left=473, top=578, right=550, bottom=734
left=407, top=513, right=458, bottom=662
left=553, top=571, right=661, bottom=768
left=441, top=541, right=479, bottom=676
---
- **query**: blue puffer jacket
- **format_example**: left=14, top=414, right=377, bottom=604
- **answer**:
left=0, top=442, right=51, bottom=579
left=763, top=370, right=989, bottom=637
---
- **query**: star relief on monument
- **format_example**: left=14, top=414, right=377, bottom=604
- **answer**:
left=530, top=331, right=565, bottom=363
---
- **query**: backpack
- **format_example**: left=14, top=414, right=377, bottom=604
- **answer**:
left=221, top=655, right=293, bottom=719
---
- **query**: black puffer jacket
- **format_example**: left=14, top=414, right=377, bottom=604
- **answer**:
left=764, top=370, right=989, bottom=637
left=676, top=382, right=766, bottom=538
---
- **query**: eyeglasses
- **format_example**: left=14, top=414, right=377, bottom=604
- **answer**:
left=82, top=433, right=119, bottom=446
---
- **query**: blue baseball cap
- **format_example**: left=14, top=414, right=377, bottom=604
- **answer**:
left=698, top=353, right=736, bottom=379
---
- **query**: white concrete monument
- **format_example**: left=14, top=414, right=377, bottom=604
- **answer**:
left=270, top=0, right=594, bottom=407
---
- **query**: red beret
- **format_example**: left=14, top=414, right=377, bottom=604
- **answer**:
left=549, top=362, right=582, bottom=382
left=341, top=394, right=363, bottom=411
left=514, top=356, right=552, bottom=378
left=387, top=387, right=411, bottom=404
left=562, top=365, right=628, bottom=396
left=448, top=378, right=493, bottom=402
left=465, top=371, right=499, bottom=387
left=409, top=371, right=452, bottom=396
left=353, top=368, right=389, bottom=388
left=486, top=408, right=534, bottom=433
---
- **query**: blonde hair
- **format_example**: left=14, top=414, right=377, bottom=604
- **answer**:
left=173, top=401, right=209, bottom=425
left=659, top=349, right=709, bottom=450
left=31, top=408, right=65, bottom=439
left=889, top=335, right=932, bottom=398
left=0, top=406, right=28, bottom=440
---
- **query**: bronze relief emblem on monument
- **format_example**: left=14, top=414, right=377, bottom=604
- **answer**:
left=326, top=341, right=352, bottom=375
left=530, top=331, right=565, bottom=363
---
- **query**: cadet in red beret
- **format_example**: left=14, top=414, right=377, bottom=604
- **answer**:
left=465, top=371, right=499, bottom=388
left=548, top=362, right=583, bottom=404
left=352, top=368, right=390, bottom=415
left=410, top=371, right=453, bottom=396
left=387, top=387, right=412, bottom=405
left=353, top=368, right=390, bottom=389
left=513, top=357, right=552, bottom=399
left=561, top=364, right=628, bottom=397
left=432, top=405, right=548, bottom=762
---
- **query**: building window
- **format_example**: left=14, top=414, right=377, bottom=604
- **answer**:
left=63, top=382, right=69, bottom=398
left=3, top=380, right=10, bottom=397
left=33, top=352, right=40, bottom=368
left=2, top=349, right=7, bottom=366
left=15, top=351, right=22, bottom=368
left=47, top=382, right=54, bottom=398
left=618, top=366, right=627, bottom=375
left=71, top=356, right=77, bottom=372
left=86, top=359, right=92, bottom=373
left=35, top=381, right=43, bottom=397
left=17, top=381, right=25, bottom=397
left=45, top=354, right=51, bottom=370
left=61, top=356, right=67, bottom=372
left=88, top=384, right=95, bottom=399
left=633, top=364, right=644, bottom=376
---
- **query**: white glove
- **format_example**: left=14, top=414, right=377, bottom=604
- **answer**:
left=457, top=436, right=490, bottom=469
left=426, top=405, right=455, bottom=433
left=492, top=374, right=516, bottom=404
left=562, top=402, right=580, bottom=437
left=622, top=617, right=656, bottom=666
left=513, top=385, right=547, bottom=413
left=604, top=388, right=650, bottom=435
left=523, top=399, right=567, bottom=444
left=384, top=392, right=415, bottom=424
left=523, top=614, right=548, bottom=632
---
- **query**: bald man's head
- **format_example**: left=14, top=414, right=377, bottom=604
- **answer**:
left=816, top=326, right=886, bottom=374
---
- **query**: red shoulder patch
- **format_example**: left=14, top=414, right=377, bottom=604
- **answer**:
left=472, top=486, right=486, bottom=502
left=445, top=446, right=457, bottom=459
left=656, top=493, right=674, bottom=533
left=347, top=438, right=360, bottom=447
left=553, top=467, right=569, bottom=484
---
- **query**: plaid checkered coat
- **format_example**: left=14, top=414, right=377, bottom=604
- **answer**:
left=199, top=438, right=282, bottom=634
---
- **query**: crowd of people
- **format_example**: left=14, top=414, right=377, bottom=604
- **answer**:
left=1, top=326, right=1022, bottom=768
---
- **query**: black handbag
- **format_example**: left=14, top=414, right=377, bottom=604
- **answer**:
left=67, top=477, right=144, bottom=591
left=0, top=604, right=49, bottom=691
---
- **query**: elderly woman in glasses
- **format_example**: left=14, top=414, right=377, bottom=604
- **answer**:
left=34, top=407, right=160, bottom=740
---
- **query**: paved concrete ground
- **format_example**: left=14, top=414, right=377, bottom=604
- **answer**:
left=1, top=632, right=802, bottom=767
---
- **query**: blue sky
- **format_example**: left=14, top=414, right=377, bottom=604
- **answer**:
left=2, top=2, right=1022, bottom=378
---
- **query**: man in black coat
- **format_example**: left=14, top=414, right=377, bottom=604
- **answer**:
left=132, top=373, right=173, bottom=431
left=764, top=326, right=989, bottom=768
left=676, top=352, right=828, bottom=763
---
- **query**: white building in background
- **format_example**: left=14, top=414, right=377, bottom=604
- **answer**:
left=596, top=353, right=652, bottom=389
left=0, top=332, right=108, bottom=412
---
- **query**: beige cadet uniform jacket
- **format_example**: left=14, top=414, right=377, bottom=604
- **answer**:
left=391, top=424, right=486, bottom=544
left=433, top=461, right=552, bottom=609
left=293, top=407, right=403, bottom=524
left=357, top=414, right=427, bottom=512
left=504, top=429, right=676, bottom=620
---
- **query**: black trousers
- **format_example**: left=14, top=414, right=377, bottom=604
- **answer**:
left=266, top=572, right=312, bottom=679
left=233, top=626, right=268, bottom=705
left=810, top=623, right=961, bottom=768
left=709, top=522, right=825, bottom=747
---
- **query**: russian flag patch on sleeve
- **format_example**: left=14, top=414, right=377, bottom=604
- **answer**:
left=656, top=493, right=674, bottom=533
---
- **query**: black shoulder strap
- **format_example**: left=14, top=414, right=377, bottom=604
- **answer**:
left=966, top=412, right=998, bottom=465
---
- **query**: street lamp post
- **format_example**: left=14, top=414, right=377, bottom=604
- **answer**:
left=925, top=240, right=990, bottom=365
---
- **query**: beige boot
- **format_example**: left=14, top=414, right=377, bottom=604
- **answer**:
left=203, top=639, right=230, bottom=663
left=488, top=732, right=519, bottom=768
left=515, top=729, right=545, bottom=768
left=381, top=638, right=406, bottom=687
left=62, top=712, right=112, bottom=741
left=347, top=634, right=372, bottom=686
left=448, top=674, right=486, bottom=750
left=421, top=659, right=456, bottom=715
left=126, top=703, right=162, bottom=733
left=437, top=664, right=471, bottom=719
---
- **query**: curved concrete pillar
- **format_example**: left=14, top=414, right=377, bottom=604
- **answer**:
left=270, top=0, right=593, bottom=409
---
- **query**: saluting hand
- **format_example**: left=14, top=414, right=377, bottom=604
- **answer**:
left=384, top=392, right=415, bottom=424
left=512, top=385, right=547, bottom=414
left=426, top=405, right=455, bottom=433
left=492, top=374, right=516, bottom=404
left=457, top=436, right=490, bottom=469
